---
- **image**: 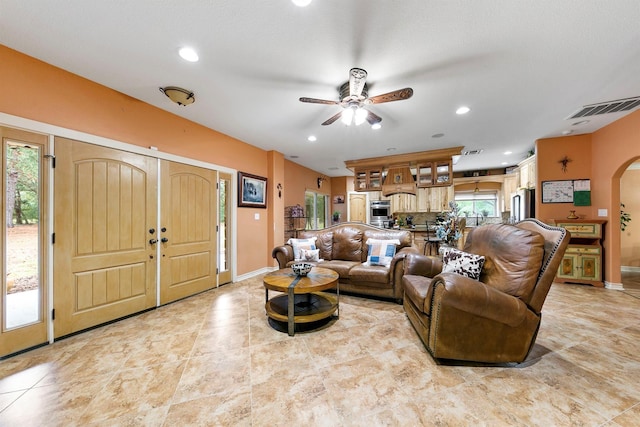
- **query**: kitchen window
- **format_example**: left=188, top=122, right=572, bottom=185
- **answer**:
left=455, top=191, right=498, bottom=220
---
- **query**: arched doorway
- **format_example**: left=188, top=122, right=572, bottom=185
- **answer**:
left=620, top=160, right=640, bottom=297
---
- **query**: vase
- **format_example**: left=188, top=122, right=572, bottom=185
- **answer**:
left=438, top=242, right=456, bottom=257
left=567, top=210, right=578, bottom=219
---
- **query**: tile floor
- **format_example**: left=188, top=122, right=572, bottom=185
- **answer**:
left=0, top=275, right=639, bottom=426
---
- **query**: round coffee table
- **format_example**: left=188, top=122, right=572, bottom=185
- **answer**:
left=263, top=267, right=339, bottom=336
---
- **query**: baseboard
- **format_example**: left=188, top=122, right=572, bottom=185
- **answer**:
left=234, top=266, right=276, bottom=282
left=605, top=281, right=624, bottom=290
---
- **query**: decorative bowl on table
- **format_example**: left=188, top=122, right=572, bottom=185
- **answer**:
left=291, top=262, right=313, bottom=277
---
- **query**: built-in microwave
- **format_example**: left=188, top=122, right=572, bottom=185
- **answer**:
left=370, top=200, right=391, bottom=227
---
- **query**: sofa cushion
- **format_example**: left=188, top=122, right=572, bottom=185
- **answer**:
left=365, top=238, right=400, bottom=267
left=349, top=264, right=390, bottom=287
left=363, top=229, right=412, bottom=253
left=331, top=226, right=363, bottom=262
left=402, top=275, right=433, bottom=315
left=464, top=223, right=545, bottom=299
left=287, top=237, right=317, bottom=261
left=442, top=248, right=485, bottom=280
left=300, top=231, right=333, bottom=261
left=317, top=260, right=360, bottom=279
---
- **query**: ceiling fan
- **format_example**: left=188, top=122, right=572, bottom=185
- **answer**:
left=300, top=68, right=413, bottom=127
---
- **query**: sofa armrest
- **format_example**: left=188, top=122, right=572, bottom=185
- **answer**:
left=272, top=245, right=294, bottom=269
left=403, top=253, right=443, bottom=278
left=431, top=272, right=530, bottom=327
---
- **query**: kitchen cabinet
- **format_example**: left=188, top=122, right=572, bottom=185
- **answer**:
left=355, top=168, right=383, bottom=191
left=416, top=160, right=452, bottom=187
left=416, top=186, right=454, bottom=212
left=502, top=174, right=518, bottom=211
left=389, top=193, right=416, bottom=213
left=517, top=155, right=536, bottom=189
left=550, top=219, right=606, bottom=287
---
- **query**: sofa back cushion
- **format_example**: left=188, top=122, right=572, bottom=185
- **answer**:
left=331, top=226, right=363, bottom=261
left=363, top=230, right=412, bottom=262
left=464, top=223, right=545, bottom=300
left=299, top=230, right=333, bottom=260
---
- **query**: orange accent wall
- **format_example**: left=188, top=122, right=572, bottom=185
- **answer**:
left=536, top=109, right=640, bottom=284
left=330, top=176, right=348, bottom=222
left=0, top=45, right=322, bottom=276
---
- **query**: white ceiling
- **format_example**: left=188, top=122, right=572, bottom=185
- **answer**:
left=2, top=1, right=640, bottom=176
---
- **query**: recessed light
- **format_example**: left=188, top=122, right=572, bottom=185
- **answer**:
left=456, top=106, right=471, bottom=115
left=562, top=130, right=573, bottom=135
left=501, top=162, right=508, bottom=165
left=292, top=0, right=312, bottom=6
left=432, top=133, right=445, bottom=138
left=290, top=155, right=299, bottom=159
left=178, top=47, right=199, bottom=62
left=387, top=147, right=396, bottom=152
left=307, top=135, right=317, bottom=142
left=328, top=167, right=339, bottom=171
left=503, top=151, right=512, bottom=155
left=572, top=120, right=590, bottom=126
left=371, top=123, right=382, bottom=130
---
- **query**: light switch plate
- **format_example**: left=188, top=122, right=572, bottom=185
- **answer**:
left=254, top=213, right=260, bottom=220
left=598, top=209, right=607, bottom=217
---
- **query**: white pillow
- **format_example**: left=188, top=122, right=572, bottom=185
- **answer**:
left=287, top=237, right=318, bottom=261
left=442, top=248, right=485, bottom=280
left=300, top=248, right=321, bottom=262
left=365, top=238, right=400, bottom=267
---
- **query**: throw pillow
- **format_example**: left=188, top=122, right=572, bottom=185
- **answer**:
left=300, top=248, right=321, bottom=262
left=287, top=237, right=318, bottom=261
left=365, top=238, right=400, bottom=267
left=442, top=248, right=485, bottom=280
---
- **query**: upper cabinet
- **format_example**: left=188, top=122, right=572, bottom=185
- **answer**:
left=416, top=160, right=452, bottom=187
left=517, top=155, right=536, bottom=189
left=354, top=168, right=383, bottom=191
left=346, top=147, right=463, bottom=194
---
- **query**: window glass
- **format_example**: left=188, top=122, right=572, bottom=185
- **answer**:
left=455, top=191, right=498, bottom=218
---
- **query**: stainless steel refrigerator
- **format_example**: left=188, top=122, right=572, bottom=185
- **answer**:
left=511, top=188, right=535, bottom=222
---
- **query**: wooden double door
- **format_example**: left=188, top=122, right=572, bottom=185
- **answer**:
left=53, top=138, right=219, bottom=337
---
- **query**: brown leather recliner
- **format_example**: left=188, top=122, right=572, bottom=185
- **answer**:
left=402, top=219, right=570, bottom=364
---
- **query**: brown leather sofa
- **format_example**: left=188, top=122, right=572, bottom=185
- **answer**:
left=402, top=219, right=570, bottom=364
left=272, top=222, right=418, bottom=302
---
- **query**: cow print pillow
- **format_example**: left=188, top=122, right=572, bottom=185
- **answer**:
left=442, top=248, right=485, bottom=280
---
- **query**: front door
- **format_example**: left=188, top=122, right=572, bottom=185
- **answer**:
left=53, top=138, right=157, bottom=337
left=218, top=172, right=232, bottom=285
left=159, top=160, right=218, bottom=304
left=0, top=127, right=49, bottom=357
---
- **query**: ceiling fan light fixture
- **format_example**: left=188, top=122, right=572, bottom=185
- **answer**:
left=354, top=107, right=368, bottom=126
left=371, top=123, right=382, bottom=130
left=341, top=107, right=354, bottom=125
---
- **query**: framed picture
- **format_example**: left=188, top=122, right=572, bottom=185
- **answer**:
left=238, top=172, right=267, bottom=208
left=333, top=195, right=345, bottom=204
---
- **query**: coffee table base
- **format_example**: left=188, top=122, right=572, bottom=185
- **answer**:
left=265, top=292, right=338, bottom=336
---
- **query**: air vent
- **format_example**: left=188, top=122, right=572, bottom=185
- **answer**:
left=462, top=149, right=483, bottom=156
left=567, top=96, right=640, bottom=119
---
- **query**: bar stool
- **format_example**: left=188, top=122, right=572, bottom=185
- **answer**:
left=423, top=221, right=442, bottom=256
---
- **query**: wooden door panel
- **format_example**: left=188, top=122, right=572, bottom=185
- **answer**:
left=54, top=138, right=157, bottom=337
left=160, top=161, right=217, bottom=304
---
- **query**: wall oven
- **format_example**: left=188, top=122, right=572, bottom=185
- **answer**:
left=370, top=200, right=391, bottom=227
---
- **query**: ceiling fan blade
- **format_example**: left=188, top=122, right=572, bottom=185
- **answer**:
left=349, top=68, right=368, bottom=97
left=365, top=110, right=382, bottom=125
left=322, top=111, right=343, bottom=126
left=299, top=97, right=339, bottom=105
left=367, top=88, right=414, bottom=104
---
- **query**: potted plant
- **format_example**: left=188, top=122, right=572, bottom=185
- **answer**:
left=435, top=201, right=463, bottom=249
left=332, top=211, right=341, bottom=222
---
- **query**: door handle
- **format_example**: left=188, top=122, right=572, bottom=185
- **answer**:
left=161, top=237, right=169, bottom=243
left=149, top=239, right=158, bottom=244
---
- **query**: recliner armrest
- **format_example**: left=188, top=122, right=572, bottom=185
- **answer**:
left=272, top=245, right=294, bottom=269
left=432, top=272, right=530, bottom=327
left=403, top=253, right=443, bottom=277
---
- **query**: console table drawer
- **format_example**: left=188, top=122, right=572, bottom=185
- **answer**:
left=556, top=223, right=601, bottom=238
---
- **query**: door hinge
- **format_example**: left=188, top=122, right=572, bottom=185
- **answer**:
left=216, top=225, right=219, bottom=232
left=44, top=154, right=56, bottom=168
left=51, top=233, right=55, bottom=244
left=216, top=268, right=219, bottom=274
left=51, top=309, right=55, bottom=320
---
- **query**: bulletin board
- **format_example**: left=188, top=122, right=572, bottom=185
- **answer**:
left=541, top=179, right=591, bottom=206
